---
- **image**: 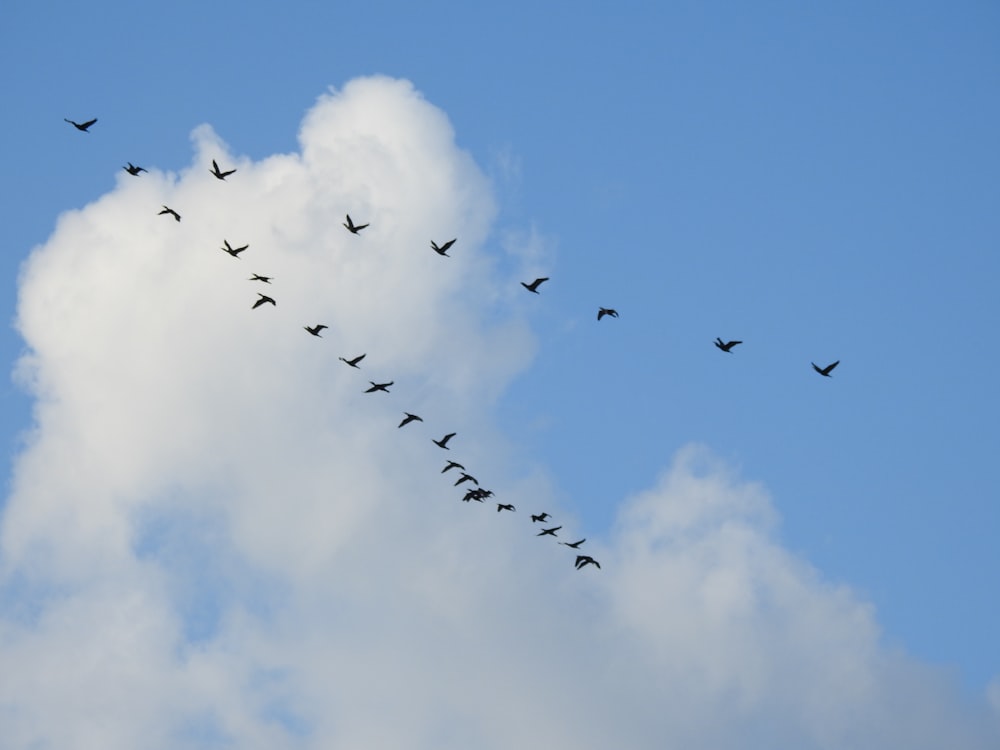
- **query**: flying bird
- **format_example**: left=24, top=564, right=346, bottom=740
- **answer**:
left=433, top=432, right=456, bottom=449
left=521, top=277, right=549, bottom=294
left=715, top=338, right=742, bottom=352
left=812, top=360, right=840, bottom=377
left=249, top=274, right=272, bottom=283
left=597, top=307, right=619, bottom=320
left=366, top=381, right=393, bottom=393
left=441, top=460, right=465, bottom=474
left=338, top=353, right=366, bottom=368
left=65, top=117, right=97, bottom=132
left=252, top=293, right=276, bottom=309
left=531, top=513, right=551, bottom=524
left=560, top=538, right=586, bottom=549
left=537, top=526, right=561, bottom=537
left=343, top=214, right=369, bottom=234
left=431, top=238, right=456, bottom=256
left=158, top=206, right=181, bottom=222
left=575, top=555, right=601, bottom=570
left=398, top=413, right=423, bottom=428
left=222, top=240, right=248, bottom=258
left=304, top=324, right=328, bottom=337
left=463, top=489, right=485, bottom=503
left=454, top=473, right=478, bottom=487
left=123, top=162, right=147, bottom=176
left=497, top=503, right=516, bottom=513
left=211, top=159, right=236, bottom=180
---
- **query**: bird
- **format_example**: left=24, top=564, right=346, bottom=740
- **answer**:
left=365, top=381, right=393, bottom=393
left=158, top=206, right=181, bottom=222
left=441, top=460, right=465, bottom=474
left=575, top=555, right=601, bottom=570
left=715, top=338, right=742, bottom=352
left=433, top=432, right=456, bottom=449
left=210, top=159, right=236, bottom=180
left=812, top=360, right=840, bottom=377
left=252, top=293, right=276, bottom=309
left=304, top=324, right=328, bottom=337
left=249, top=274, right=272, bottom=283
left=521, top=277, right=549, bottom=293
left=463, top=489, right=485, bottom=503
left=431, top=238, right=456, bottom=256
left=560, top=538, right=586, bottom=549
left=123, top=162, right=147, bottom=176
left=537, top=526, right=561, bottom=537
left=454, top=473, right=478, bottom=487
left=531, top=513, right=551, bottom=523
left=65, top=117, right=97, bottom=132
left=222, top=240, right=248, bottom=258
left=338, top=354, right=366, bottom=368
left=497, top=503, right=516, bottom=513
left=343, top=214, right=369, bottom=234
left=398, top=413, right=423, bottom=428
left=597, top=307, right=619, bottom=320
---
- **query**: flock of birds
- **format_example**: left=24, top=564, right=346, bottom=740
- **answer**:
left=62, top=115, right=843, bottom=572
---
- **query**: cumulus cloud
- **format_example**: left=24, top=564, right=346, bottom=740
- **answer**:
left=1, top=76, right=997, bottom=749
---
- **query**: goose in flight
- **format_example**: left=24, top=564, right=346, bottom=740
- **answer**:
left=463, top=489, right=486, bottom=502
left=158, top=206, right=181, bottom=222
left=531, top=513, right=551, bottom=524
left=65, top=117, right=97, bottom=132
left=537, top=526, right=561, bottom=537
left=433, top=432, right=456, bottom=449
left=222, top=240, right=248, bottom=258
left=521, top=277, right=549, bottom=294
left=441, top=460, right=465, bottom=474
left=454, top=473, right=478, bottom=487
left=715, top=338, right=742, bottom=352
left=249, top=273, right=272, bottom=283
left=123, top=162, right=147, bottom=176
left=560, top=538, right=586, bottom=549
left=812, top=360, right=840, bottom=377
left=343, top=214, right=369, bottom=234
left=398, top=413, right=423, bottom=428
left=304, top=324, right=328, bottom=337
left=575, top=555, right=601, bottom=570
left=431, top=238, right=456, bottom=256
left=365, top=381, right=393, bottom=393
left=597, top=307, right=619, bottom=320
left=211, top=159, right=236, bottom=180
left=339, top=353, right=366, bottom=368
left=497, top=503, right=516, bottom=513
left=252, top=294, right=276, bottom=309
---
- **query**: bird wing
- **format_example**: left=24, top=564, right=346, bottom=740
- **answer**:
left=81, top=118, right=97, bottom=129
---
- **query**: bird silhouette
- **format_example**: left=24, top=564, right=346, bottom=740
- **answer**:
left=812, top=360, right=840, bottom=377
left=454, top=473, right=478, bottom=487
left=339, top=354, right=366, bottom=368
left=431, top=239, right=456, bottom=256
left=210, top=159, right=236, bottom=180
left=560, top=538, right=586, bottom=549
left=537, top=526, right=561, bottom=537
left=433, top=432, right=456, bottom=449
left=249, top=274, right=272, bottom=283
left=441, top=460, right=465, bottom=474
left=366, top=381, right=393, bottom=393
left=463, top=489, right=486, bottom=502
left=398, top=413, right=423, bottom=428
left=343, top=214, right=369, bottom=234
left=715, top=338, right=742, bottom=352
left=65, top=118, right=97, bottom=132
left=497, top=503, right=516, bottom=513
left=158, top=206, right=181, bottom=222
left=597, top=307, right=619, bottom=320
left=531, top=513, right=551, bottom=523
left=521, top=277, right=549, bottom=293
left=123, top=162, right=147, bottom=176
left=575, top=555, right=601, bottom=570
left=304, top=324, right=328, bottom=337
left=252, top=293, right=276, bottom=309
left=222, top=240, right=248, bottom=258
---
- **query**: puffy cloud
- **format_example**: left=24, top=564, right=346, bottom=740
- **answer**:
left=1, top=76, right=996, bottom=749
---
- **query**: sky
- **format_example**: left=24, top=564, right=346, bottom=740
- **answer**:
left=1, top=1, right=999, bottom=748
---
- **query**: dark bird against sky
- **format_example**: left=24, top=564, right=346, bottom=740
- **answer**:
left=222, top=240, right=248, bottom=258
left=339, top=354, right=366, bottom=368
left=431, top=238, right=456, bottom=256
left=398, top=413, right=423, bottom=428
left=497, top=503, right=516, bottom=513
left=252, top=294, right=276, bottom=309
left=560, top=538, right=586, bottom=549
left=521, top=277, right=549, bottom=294
left=441, top=460, right=465, bottom=474
left=249, top=274, right=272, bottom=283
left=365, top=381, right=393, bottom=393
left=575, top=555, right=601, bottom=570
left=211, top=159, right=236, bottom=180
left=537, top=526, right=561, bottom=537
left=454, top=473, right=478, bottom=487
left=597, top=307, right=619, bottom=320
left=65, top=117, right=97, bottom=132
left=812, top=360, right=840, bottom=377
left=433, top=432, right=456, bottom=449
left=531, top=513, right=551, bottom=523
left=343, top=214, right=369, bottom=234
left=715, top=338, right=742, bottom=352
left=123, top=162, right=147, bottom=176
left=304, top=324, right=328, bottom=337
left=158, top=206, right=181, bottom=222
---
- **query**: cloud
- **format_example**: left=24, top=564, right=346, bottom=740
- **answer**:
left=2, top=75, right=997, bottom=749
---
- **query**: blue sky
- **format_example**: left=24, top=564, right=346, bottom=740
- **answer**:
left=2, top=2, right=998, bottom=747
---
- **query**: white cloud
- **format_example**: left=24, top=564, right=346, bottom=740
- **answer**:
left=1, top=76, right=997, bottom=749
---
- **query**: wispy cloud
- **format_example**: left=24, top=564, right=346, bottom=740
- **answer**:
left=1, top=76, right=996, bottom=749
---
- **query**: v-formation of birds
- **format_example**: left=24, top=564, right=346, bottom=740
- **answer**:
left=62, top=113, right=847, bottom=573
